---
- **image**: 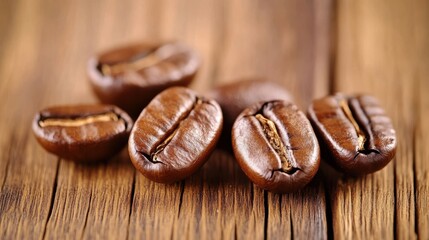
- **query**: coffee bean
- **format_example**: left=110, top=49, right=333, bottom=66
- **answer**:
left=33, top=104, right=133, bottom=162
left=128, top=87, right=223, bottom=183
left=308, top=94, right=397, bottom=175
left=232, top=100, right=320, bottom=193
left=206, top=79, right=292, bottom=150
left=88, top=42, right=200, bottom=118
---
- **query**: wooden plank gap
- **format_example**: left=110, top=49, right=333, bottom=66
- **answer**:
left=263, top=190, right=268, bottom=240
left=125, top=170, right=136, bottom=240
left=177, top=180, right=186, bottom=217
left=42, top=158, right=60, bottom=240
left=413, top=120, right=419, bottom=237
left=234, top=221, right=237, bottom=240
left=393, top=152, right=398, bottom=240
left=323, top=177, right=334, bottom=239
left=412, top=77, right=420, bottom=237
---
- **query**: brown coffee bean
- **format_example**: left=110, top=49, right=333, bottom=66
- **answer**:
left=308, top=94, right=397, bottom=175
left=33, top=104, right=133, bottom=162
left=88, top=42, right=200, bottom=117
left=232, top=100, right=320, bottom=193
left=128, top=87, right=223, bottom=183
left=206, top=79, right=293, bottom=150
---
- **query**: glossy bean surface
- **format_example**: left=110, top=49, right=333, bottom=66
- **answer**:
left=129, top=87, right=223, bottom=183
left=33, top=104, right=133, bottom=162
left=88, top=42, right=200, bottom=117
left=308, top=94, right=397, bottom=175
left=232, top=100, right=320, bottom=193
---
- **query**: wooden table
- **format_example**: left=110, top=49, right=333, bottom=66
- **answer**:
left=0, top=0, right=428, bottom=239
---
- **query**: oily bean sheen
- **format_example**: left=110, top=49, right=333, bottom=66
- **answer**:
left=32, top=104, right=133, bottom=162
left=308, top=94, right=397, bottom=175
left=206, top=79, right=292, bottom=149
left=88, top=42, right=200, bottom=118
left=232, top=101, right=320, bottom=193
left=129, top=87, right=223, bottom=183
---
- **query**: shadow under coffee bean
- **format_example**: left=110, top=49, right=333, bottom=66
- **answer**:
left=128, top=87, right=223, bottom=183
left=32, top=104, right=133, bottom=162
left=232, top=100, right=320, bottom=193
left=308, top=94, right=397, bottom=175
left=88, top=41, right=200, bottom=118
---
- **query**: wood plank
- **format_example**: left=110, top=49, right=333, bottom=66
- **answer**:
left=0, top=0, right=17, bottom=63
left=42, top=0, right=155, bottom=239
left=151, top=0, right=332, bottom=239
left=0, top=0, right=62, bottom=239
left=217, top=0, right=331, bottom=109
left=414, top=2, right=429, bottom=239
left=217, top=1, right=331, bottom=239
left=416, top=67, right=429, bottom=240
left=157, top=0, right=226, bottom=92
left=128, top=173, right=182, bottom=239
left=44, top=155, right=134, bottom=239
left=127, top=1, right=231, bottom=239
left=173, top=150, right=263, bottom=240
left=331, top=0, right=428, bottom=238
left=0, top=0, right=332, bottom=239
left=131, top=0, right=332, bottom=239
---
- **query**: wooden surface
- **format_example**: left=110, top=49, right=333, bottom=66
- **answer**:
left=0, top=0, right=427, bottom=239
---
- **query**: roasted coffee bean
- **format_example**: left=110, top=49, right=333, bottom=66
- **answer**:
left=128, top=87, right=223, bottom=183
left=33, top=104, right=133, bottom=162
left=206, top=79, right=293, bottom=149
left=88, top=42, right=200, bottom=117
left=308, top=94, right=397, bottom=175
left=232, top=100, right=320, bottom=193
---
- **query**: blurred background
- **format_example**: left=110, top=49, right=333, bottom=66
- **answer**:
left=0, top=0, right=332, bottom=111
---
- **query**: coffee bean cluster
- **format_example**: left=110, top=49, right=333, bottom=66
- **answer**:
left=33, top=42, right=397, bottom=193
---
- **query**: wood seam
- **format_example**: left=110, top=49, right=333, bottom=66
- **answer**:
left=41, top=158, right=60, bottom=240
left=125, top=170, right=136, bottom=240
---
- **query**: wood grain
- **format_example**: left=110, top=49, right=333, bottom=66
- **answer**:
left=414, top=1, right=429, bottom=239
left=416, top=58, right=429, bottom=240
left=214, top=1, right=331, bottom=239
left=0, top=0, right=61, bottom=238
left=0, top=0, right=427, bottom=239
left=331, top=0, right=429, bottom=239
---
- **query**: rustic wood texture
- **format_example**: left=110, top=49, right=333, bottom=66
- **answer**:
left=0, top=0, right=427, bottom=239
left=330, top=0, right=429, bottom=239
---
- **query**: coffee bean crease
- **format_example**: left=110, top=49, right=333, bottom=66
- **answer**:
left=129, top=87, right=223, bottom=183
left=254, top=113, right=297, bottom=174
left=39, top=112, right=124, bottom=128
left=142, top=97, right=207, bottom=164
left=308, top=94, right=397, bottom=175
left=340, top=98, right=380, bottom=157
left=232, top=100, right=320, bottom=193
left=33, top=104, right=133, bottom=162
left=100, top=47, right=159, bottom=76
